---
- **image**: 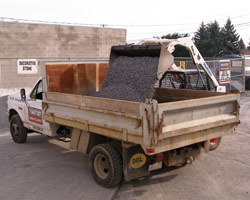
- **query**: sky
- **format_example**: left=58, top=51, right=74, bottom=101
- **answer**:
left=0, top=0, right=250, bottom=45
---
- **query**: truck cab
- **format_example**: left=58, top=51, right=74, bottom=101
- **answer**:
left=7, top=79, right=52, bottom=143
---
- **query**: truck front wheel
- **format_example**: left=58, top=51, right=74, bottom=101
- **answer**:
left=89, top=143, right=123, bottom=188
left=10, top=114, right=27, bottom=143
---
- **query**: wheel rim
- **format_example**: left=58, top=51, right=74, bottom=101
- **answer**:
left=11, top=121, right=19, bottom=138
left=210, top=138, right=219, bottom=145
left=94, top=154, right=110, bottom=179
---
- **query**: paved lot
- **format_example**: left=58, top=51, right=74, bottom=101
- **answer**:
left=0, top=92, right=250, bottom=200
left=0, top=130, right=118, bottom=200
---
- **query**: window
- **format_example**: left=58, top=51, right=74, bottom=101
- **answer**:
left=187, top=73, right=208, bottom=90
left=30, top=80, right=43, bottom=100
left=156, top=72, right=186, bottom=89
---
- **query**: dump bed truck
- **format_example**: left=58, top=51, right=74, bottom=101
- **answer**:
left=7, top=38, right=240, bottom=188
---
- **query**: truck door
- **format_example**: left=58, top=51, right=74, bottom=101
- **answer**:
left=25, top=80, right=50, bottom=134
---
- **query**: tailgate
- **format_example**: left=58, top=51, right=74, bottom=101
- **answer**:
left=154, top=91, right=240, bottom=153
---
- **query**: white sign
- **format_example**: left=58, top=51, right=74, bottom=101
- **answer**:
left=17, top=59, right=38, bottom=74
left=219, top=66, right=231, bottom=84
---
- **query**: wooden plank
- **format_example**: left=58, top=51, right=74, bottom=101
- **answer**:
left=45, top=63, right=110, bottom=95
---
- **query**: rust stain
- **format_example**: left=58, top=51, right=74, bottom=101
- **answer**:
left=145, top=109, right=151, bottom=134
left=155, top=113, right=164, bottom=137
left=135, top=119, right=142, bottom=129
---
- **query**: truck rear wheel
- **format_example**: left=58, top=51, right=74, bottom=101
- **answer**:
left=90, top=143, right=123, bottom=188
left=10, top=114, right=27, bottom=143
left=209, top=137, right=222, bottom=151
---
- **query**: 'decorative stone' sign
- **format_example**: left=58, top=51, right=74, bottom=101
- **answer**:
left=17, top=59, right=38, bottom=74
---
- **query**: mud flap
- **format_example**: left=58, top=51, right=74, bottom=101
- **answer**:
left=123, top=144, right=150, bottom=181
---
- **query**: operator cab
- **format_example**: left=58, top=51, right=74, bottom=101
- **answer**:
left=156, top=69, right=213, bottom=91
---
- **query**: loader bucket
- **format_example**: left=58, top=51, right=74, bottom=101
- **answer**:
left=109, top=44, right=174, bottom=80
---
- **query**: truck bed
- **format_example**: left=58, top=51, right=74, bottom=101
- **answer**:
left=43, top=88, right=240, bottom=154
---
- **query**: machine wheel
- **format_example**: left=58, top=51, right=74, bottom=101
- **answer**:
left=90, top=143, right=123, bottom=188
left=10, top=114, right=27, bottom=143
left=209, top=137, right=222, bottom=151
left=246, top=78, right=250, bottom=90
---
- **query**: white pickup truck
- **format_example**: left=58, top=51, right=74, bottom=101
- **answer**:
left=7, top=38, right=240, bottom=188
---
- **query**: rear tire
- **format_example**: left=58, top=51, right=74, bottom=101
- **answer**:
left=209, top=137, right=222, bottom=151
left=245, top=78, right=250, bottom=90
left=90, top=143, right=123, bottom=188
left=109, top=141, right=123, bottom=155
left=10, top=114, right=27, bottom=143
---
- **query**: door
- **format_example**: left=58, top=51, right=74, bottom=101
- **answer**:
left=25, top=80, right=50, bottom=134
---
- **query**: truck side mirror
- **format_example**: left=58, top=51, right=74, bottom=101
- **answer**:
left=20, top=88, right=26, bottom=101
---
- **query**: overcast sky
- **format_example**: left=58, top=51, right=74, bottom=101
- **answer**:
left=0, top=0, right=250, bottom=45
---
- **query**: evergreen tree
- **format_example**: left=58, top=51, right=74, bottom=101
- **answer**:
left=239, top=38, right=246, bottom=51
left=206, top=21, right=222, bottom=57
left=194, top=21, right=222, bottom=57
left=194, top=22, right=207, bottom=41
left=194, top=22, right=211, bottom=57
left=220, top=18, right=241, bottom=55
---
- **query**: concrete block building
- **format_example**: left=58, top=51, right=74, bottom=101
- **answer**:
left=0, top=22, right=126, bottom=92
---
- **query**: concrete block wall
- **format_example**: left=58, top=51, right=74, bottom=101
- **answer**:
left=0, top=22, right=126, bottom=90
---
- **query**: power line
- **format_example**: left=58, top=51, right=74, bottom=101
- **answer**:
left=1, top=13, right=250, bottom=28
left=0, top=17, right=105, bottom=27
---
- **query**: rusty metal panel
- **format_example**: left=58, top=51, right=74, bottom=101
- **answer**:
left=42, top=79, right=240, bottom=155
left=46, top=63, right=108, bottom=95
left=154, top=123, right=237, bottom=153
left=153, top=89, right=240, bottom=154
left=43, top=98, right=143, bottom=137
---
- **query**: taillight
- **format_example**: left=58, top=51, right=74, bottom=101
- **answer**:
left=156, top=153, right=164, bottom=162
left=146, top=148, right=154, bottom=153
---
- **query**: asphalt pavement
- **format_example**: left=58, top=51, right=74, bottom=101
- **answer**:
left=0, top=92, right=250, bottom=200
left=0, top=130, right=119, bottom=200
left=0, top=95, right=8, bottom=128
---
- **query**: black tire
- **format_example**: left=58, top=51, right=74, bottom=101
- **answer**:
left=109, top=141, right=123, bottom=156
left=89, top=143, right=123, bottom=188
left=246, top=78, right=250, bottom=90
left=209, top=137, right=222, bottom=151
left=10, top=114, right=27, bottom=143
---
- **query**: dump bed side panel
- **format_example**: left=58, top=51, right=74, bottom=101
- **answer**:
left=43, top=92, right=145, bottom=144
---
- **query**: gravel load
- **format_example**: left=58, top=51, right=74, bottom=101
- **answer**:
left=92, top=56, right=159, bottom=102
left=0, top=96, right=9, bottom=129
